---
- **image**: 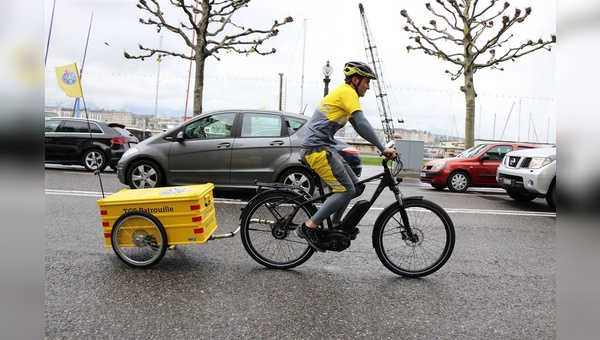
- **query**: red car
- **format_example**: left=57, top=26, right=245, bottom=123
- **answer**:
left=420, top=142, right=539, bottom=192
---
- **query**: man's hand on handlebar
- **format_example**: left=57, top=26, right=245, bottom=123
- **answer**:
left=381, top=147, right=397, bottom=159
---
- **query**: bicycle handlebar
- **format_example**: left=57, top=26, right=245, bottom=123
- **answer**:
left=379, top=153, right=399, bottom=167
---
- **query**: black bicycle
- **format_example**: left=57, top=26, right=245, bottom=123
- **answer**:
left=239, top=153, right=455, bottom=277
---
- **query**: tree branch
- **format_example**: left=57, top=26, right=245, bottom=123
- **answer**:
left=475, top=35, right=555, bottom=69
left=124, top=0, right=293, bottom=62
left=401, top=8, right=463, bottom=66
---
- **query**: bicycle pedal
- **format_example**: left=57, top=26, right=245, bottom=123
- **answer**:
left=345, top=228, right=359, bottom=240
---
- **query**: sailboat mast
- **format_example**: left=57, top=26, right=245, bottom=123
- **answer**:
left=299, top=19, right=307, bottom=114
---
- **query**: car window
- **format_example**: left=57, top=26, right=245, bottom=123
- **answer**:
left=113, top=127, right=134, bottom=138
left=457, top=144, right=488, bottom=158
left=184, top=112, right=235, bottom=140
left=484, top=145, right=512, bottom=161
left=240, top=112, right=282, bottom=137
left=45, top=120, right=61, bottom=132
left=57, top=120, right=102, bottom=133
left=517, top=146, right=535, bottom=150
left=286, top=116, right=306, bottom=135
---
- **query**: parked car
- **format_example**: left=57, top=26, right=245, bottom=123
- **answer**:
left=496, top=146, right=556, bottom=211
left=336, top=140, right=362, bottom=177
left=45, top=117, right=137, bottom=171
left=420, top=142, right=539, bottom=192
left=126, top=127, right=158, bottom=142
left=116, top=109, right=362, bottom=194
left=108, top=123, right=139, bottom=144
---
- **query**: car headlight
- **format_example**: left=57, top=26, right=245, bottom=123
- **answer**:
left=122, top=147, right=139, bottom=159
left=431, top=161, right=446, bottom=170
left=528, top=157, right=553, bottom=169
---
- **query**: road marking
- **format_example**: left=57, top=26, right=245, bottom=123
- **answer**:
left=444, top=208, right=555, bottom=218
left=364, top=206, right=555, bottom=218
left=45, top=189, right=114, bottom=197
left=45, top=189, right=556, bottom=218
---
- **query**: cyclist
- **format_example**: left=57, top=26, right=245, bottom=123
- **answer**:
left=295, top=61, right=396, bottom=251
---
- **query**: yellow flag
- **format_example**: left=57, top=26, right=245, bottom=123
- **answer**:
left=55, top=63, right=83, bottom=98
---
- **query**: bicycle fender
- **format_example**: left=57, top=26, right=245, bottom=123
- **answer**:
left=376, top=196, right=424, bottom=222
left=239, top=188, right=305, bottom=221
left=403, top=196, right=424, bottom=201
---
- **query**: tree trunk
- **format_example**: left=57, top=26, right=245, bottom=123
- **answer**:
left=192, top=0, right=210, bottom=117
left=462, top=5, right=475, bottom=150
left=463, top=69, right=475, bottom=149
left=193, top=52, right=205, bottom=116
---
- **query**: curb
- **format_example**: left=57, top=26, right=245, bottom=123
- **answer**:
left=361, top=165, right=420, bottom=179
left=401, top=170, right=420, bottom=179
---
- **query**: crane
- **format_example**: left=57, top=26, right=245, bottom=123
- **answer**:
left=358, top=3, right=398, bottom=142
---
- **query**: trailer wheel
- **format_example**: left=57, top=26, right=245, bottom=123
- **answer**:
left=111, top=211, right=167, bottom=268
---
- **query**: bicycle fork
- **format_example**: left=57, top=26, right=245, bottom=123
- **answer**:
left=392, top=188, right=420, bottom=243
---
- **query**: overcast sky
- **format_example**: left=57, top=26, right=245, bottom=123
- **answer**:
left=44, top=0, right=557, bottom=143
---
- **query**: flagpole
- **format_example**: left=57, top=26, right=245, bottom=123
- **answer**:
left=299, top=19, right=307, bottom=114
left=45, top=0, right=57, bottom=66
left=72, top=13, right=94, bottom=117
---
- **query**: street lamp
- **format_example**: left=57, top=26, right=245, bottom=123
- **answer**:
left=322, top=60, right=333, bottom=96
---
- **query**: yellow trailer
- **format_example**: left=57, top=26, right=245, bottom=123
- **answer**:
left=97, top=184, right=221, bottom=268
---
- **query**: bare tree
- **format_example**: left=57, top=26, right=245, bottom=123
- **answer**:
left=400, top=0, right=555, bottom=148
left=124, top=0, right=293, bottom=116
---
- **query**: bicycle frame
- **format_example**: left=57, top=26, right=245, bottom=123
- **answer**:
left=254, top=157, right=420, bottom=241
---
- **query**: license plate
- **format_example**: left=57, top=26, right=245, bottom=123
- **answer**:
left=420, top=172, right=426, bottom=177
left=502, top=178, right=512, bottom=185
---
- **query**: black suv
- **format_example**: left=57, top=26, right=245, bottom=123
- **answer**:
left=45, top=117, right=137, bottom=171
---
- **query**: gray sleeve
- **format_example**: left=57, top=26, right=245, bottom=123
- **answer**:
left=349, top=110, right=386, bottom=152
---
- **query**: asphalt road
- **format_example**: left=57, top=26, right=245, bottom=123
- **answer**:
left=45, top=165, right=555, bottom=339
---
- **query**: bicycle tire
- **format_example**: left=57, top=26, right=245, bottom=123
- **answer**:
left=372, top=198, right=455, bottom=277
left=111, top=211, right=168, bottom=268
left=240, top=190, right=316, bottom=269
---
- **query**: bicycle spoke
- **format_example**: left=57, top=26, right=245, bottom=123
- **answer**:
left=111, top=212, right=167, bottom=268
left=374, top=199, right=455, bottom=277
left=240, top=191, right=315, bottom=269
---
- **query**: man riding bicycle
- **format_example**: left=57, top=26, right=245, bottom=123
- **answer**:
left=295, top=61, right=396, bottom=252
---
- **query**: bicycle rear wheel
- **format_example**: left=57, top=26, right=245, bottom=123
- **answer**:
left=111, top=211, right=168, bottom=268
left=240, top=190, right=316, bottom=269
left=373, top=198, right=455, bottom=277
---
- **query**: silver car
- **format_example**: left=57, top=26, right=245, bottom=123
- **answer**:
left=116, top=109, right=361, bottom=194
left=496, top=146, right=556, bottom=211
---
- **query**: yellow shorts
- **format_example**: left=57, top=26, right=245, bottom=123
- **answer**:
left=301, top=146, right=353, bottom=193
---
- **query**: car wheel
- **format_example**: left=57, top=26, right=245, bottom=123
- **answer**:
left=127, top=160, right=164, bottom=189
left=279, top=168, right=315, bottom=195
left=432, top=184, right=445, bottom=190
left=506, top=189, right=536, bottom=202
left=545, top=182, right=556, bottom=211
left=447, top=171, right=470, bottom=193
left=82, top=149, right=107, bottom=172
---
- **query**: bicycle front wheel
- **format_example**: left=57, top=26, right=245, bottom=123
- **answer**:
left=111, top=211, right=168, bottom=268
left=373, top=199, right=455, bottom=277
left=240, top=191, right=316, bottom=269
